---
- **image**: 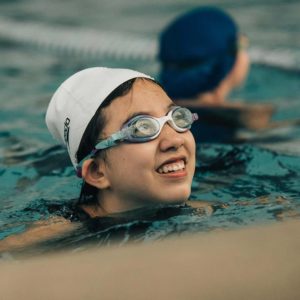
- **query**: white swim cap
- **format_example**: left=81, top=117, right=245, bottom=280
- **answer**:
left=45, top=67, right=152, bottom=169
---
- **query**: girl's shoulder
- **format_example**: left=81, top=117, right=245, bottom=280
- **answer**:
left=0, top=216, right=81, bottom=254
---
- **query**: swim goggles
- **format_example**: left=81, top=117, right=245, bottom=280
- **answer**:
left=76, top=106, right=198, bottom=175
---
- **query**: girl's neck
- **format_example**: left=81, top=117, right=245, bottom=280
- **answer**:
left=197, top=77, right=232, bottom=105
left=80, top=193, right=151, bottom=218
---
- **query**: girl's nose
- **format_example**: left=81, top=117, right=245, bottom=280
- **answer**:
left=159, top=123, right=185, bottom=152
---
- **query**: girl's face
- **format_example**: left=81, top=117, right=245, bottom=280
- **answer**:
left=96, top=79, right=196, bottom=212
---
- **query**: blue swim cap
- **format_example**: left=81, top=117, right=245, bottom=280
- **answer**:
left=159, top=7, right=238, bottom=99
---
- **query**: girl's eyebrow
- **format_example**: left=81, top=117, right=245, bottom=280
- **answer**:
left=123, top=102, right=175, bottom=124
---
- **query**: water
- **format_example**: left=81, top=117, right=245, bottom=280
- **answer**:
left=0, top=0, right=299, bottom=255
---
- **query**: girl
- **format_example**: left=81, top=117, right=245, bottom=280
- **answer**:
left=46, top=67, right=198, bottom=218
left=159, top=6, right=249, bottom=103
left=1, top=67, right=201, bottom=252
left=159, top=7, right=274, bottom=142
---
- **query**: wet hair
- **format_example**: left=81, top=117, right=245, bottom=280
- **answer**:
left=76, top=78, right=137, bottom=205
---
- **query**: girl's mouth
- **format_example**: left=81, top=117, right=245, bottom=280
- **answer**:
left=157, top=159, right=185, bottom=174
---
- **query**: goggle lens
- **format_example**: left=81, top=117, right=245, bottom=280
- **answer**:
left=128, top=107, right=193, bottom=139
left=172, top=107, right=193, bottom=129
left=131, top=118, right=160, bottom=138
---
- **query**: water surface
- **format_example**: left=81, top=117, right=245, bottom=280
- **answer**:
left=0, top=0, right=299, bottom=255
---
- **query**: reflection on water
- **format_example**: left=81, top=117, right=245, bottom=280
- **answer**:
left=0, top=0, right=299, bottom=255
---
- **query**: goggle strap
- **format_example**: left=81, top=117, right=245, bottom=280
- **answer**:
left=95, top=131, right=126, bottom=150
left=76, top=131, right=127, bottom=177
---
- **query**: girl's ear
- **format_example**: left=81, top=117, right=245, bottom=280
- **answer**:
left=229, top=50, right=250, bottom=88
left=81, top=159, right=110, bottom=189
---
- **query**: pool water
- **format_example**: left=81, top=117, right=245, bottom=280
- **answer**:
left=0, top=0, right=299, bottom=255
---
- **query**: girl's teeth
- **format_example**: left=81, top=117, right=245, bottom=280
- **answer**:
left=158, top=161, right=185, bottom=174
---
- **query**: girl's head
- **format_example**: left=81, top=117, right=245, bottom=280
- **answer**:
left=46, top=67, right=196, bottom=215
left=159, top=6, right=249, bottom=99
